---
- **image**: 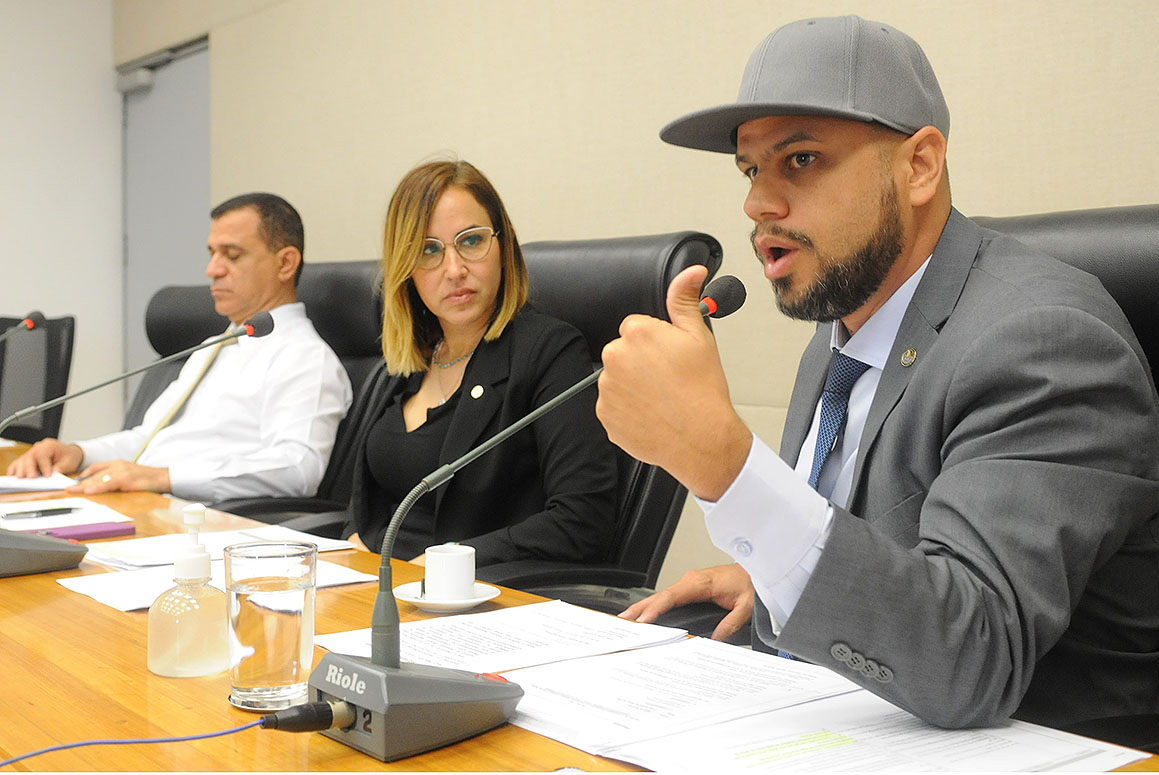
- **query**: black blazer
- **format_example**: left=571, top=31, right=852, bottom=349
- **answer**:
left=347, top=307, right=619, bottom=566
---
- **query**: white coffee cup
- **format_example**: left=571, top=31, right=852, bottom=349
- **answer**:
left=423, top=544, right=476, bottom=601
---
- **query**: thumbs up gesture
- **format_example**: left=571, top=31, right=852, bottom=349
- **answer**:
left=597, top=266, right=752, bottom=500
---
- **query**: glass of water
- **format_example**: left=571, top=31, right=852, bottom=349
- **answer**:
left=224, top=541, right=317, bottom=711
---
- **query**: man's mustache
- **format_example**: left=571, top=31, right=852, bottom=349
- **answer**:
left=749, top=223, right=815, bottom=256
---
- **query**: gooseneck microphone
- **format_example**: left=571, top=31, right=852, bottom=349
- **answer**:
left=0, top=312, right=274, bottom=438
left=303, top=275, right=747, bottom=761
left=0, top=311, right=48, bottom=347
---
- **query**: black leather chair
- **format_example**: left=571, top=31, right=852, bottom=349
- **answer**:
left=478, top=231, right=724, bottom=598
left=214, top=261, right=385, bottom=519
left=125, top=261, right=383, bottom=516
left=122, top=286, right=222, bottom=430
left=975, top=205, right=1159, bottom=390
left=284, top=231, right=724, bottom=604
left=0, top=314, right=76, bottom=443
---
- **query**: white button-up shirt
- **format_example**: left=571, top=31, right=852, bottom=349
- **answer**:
left=78, top=302, right=352, bottom=502
left=699, top=259, right=929, bottom=630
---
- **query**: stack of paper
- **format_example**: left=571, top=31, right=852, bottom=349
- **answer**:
left=83, top=524, right=352, bottom=570
left=0, top=472, right=75, bottom=494
left=316, top=598, right=688, bottom=672
left=316, top=600, right=1148, bottom=772
left=508, top=635, right=859, bottom=755
left=605, top=688, right=1143, bottom=772
left=59, top=560, right=374, bottom=611
left=50, top=523, right=372, bottom=611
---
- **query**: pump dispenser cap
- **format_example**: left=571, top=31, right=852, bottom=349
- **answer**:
left=173, top=503, right=210, bottom=581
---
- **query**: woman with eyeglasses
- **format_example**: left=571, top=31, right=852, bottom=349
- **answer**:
left=343, top=159, right=618, bottom=567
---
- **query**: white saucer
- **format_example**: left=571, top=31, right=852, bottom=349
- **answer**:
left=393, top=581, right=501, bottom=613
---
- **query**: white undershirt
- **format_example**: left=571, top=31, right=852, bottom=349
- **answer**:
left=698, top=258, right=929, bottom=630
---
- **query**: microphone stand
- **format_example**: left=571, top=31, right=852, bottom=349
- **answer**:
left=308, top=369, right=600, bottom=762
left=306, top=274, right=744, bottom=761
left=0, top=320, right=268, bottom=578
left=0, top=317, right=38, bottom=347
left=0, top=318, right=266, bottom=438
left=373, top=368, right=600, bottom=666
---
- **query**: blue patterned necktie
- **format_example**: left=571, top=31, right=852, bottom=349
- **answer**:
left=779, top=350, right=869, bottom=661
left=807, top=351, right=871, bottom=492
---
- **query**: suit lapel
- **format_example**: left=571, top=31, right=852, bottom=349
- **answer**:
left=847, top=209, right=983, bottom=501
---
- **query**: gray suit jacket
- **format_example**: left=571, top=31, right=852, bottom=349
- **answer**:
left=756, top=209, right=1159, bottom=729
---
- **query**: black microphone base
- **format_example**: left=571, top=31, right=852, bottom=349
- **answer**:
left=307, top=652, right=523, bottom=761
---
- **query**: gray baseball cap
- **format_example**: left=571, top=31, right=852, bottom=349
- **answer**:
left=661, top=15, right=950, bottom=153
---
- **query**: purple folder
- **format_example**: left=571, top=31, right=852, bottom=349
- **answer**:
left=41, top=522, right=136, bottom=541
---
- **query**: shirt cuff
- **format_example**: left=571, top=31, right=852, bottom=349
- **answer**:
left=75, top=431, right=142, bottom=469
left=165, top=461, right=215, bottom=502
left=696, top=434, right=832, bottom=629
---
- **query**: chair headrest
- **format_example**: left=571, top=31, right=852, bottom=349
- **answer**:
left=296, top=261, right=382, bottom=358
left=522, top=231, right=723, bottom=362
left=974, top=205, right=1159, bottom=384
left=144, top=286, right=224, bottom=357
left=145, top=260, right=382, bottom=359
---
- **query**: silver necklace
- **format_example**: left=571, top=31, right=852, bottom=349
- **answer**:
left=431, top=340, right=474, bottom=406
left=430, top=339, right=475, bottom=369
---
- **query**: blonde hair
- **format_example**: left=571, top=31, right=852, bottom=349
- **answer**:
left=380, top=160, right=529, bottom=375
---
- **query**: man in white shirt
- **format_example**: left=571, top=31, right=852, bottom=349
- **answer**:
left=598, top=17, right=1159, bottom=731
left=8, top=193, right=353, bottom=503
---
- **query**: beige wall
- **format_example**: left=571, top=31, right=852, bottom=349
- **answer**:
left=2, top=0, right=122, bottom=442
left=114, top=0, right=283, bottom=65
left=115, top=0, right=1159, bottom=586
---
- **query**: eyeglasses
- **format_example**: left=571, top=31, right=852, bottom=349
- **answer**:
left=417, top=226, right=499, bottom=270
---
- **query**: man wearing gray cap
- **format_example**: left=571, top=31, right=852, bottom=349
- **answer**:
left=599, top=16, right=1159, bottom=732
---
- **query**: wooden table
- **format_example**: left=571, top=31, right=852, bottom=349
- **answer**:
left=0, top=477, right=637, bottom=771
left=1, top=447, right=1155, bottom=771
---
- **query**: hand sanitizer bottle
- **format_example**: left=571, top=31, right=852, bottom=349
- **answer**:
left=147, top=503, right=229, bottom=677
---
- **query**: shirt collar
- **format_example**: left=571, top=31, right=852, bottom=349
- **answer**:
left=268, top=301, right=305, bottom=324
left=236, top=301, right=303, bottom=347
left=831, top=256, right=932, bottom=369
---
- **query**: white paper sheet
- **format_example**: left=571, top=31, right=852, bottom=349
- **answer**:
left=58, top=559, right=374, bottom=611
left=507, top=636, right=859, bottom=754
left=315, top=599, right=688, bottom=673
left=0, top=496, right=133, bottom=531
left=84, top=525, right=353, bottom=569
left=604, top=687, right=1147, bottom=772
left=0, top=472, right=75, bottom=494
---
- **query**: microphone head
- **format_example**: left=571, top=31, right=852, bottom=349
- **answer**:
left=243, top=311, right=275, bottom=338
left=700, top=275, right=747, bottom=319
left=23, top=311, right=47, bottom=330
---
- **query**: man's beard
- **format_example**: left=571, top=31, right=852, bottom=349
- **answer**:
left=754, top=185, right=904, bottom=323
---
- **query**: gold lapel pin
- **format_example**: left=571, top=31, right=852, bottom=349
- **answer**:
left=900, top=348, right=917, bottom=367
left=470, top=385, right=484, bottom=399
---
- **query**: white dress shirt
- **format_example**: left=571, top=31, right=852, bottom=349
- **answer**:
left=78, top=302, right=352, bottom=503
left=699, top=259, right=929, bottom=630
